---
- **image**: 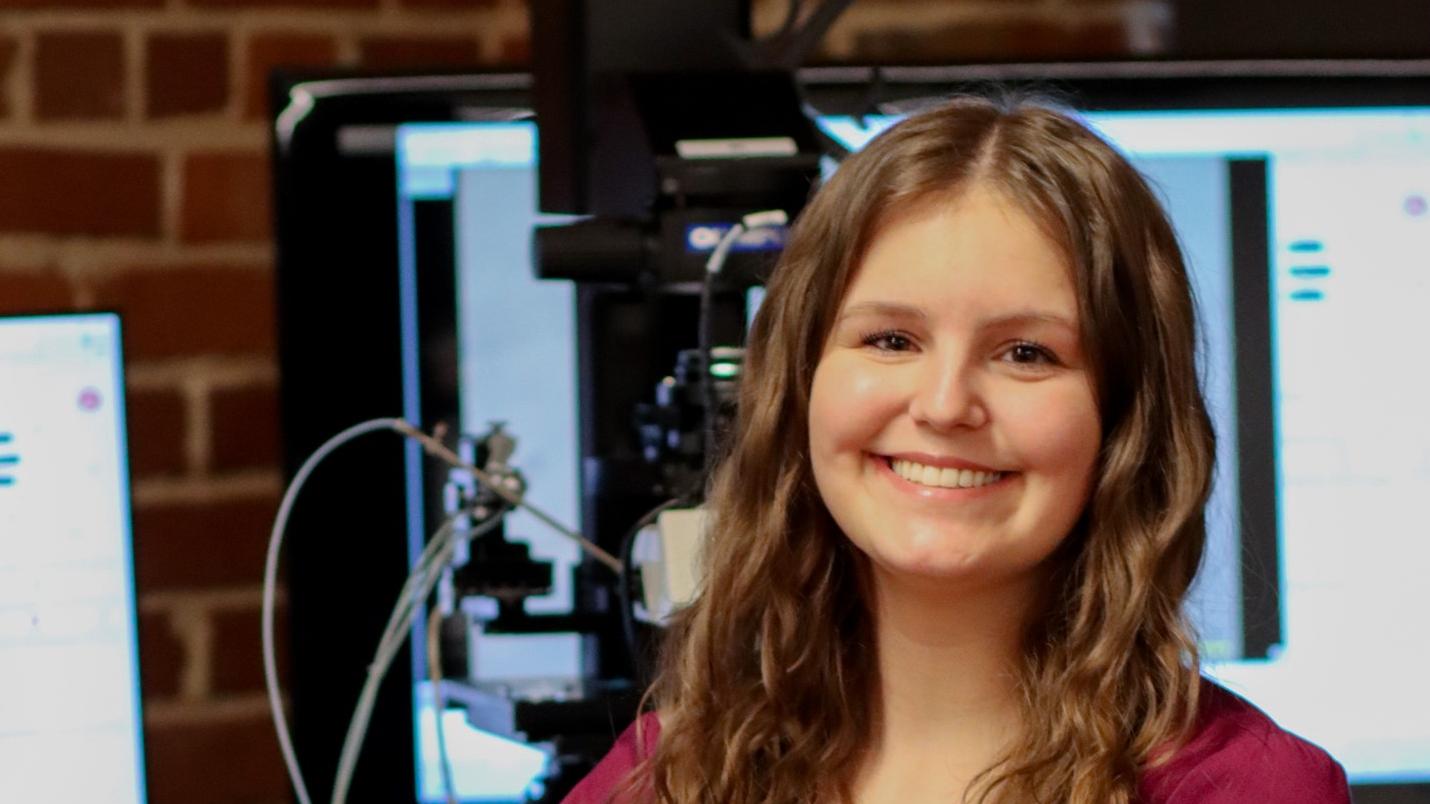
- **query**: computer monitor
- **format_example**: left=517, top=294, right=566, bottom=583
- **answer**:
left=393, top=94, right=1430, bottom=799
left=0, top=312, right=148, bottom=802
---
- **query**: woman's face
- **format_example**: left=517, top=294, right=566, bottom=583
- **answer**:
left=808, top=184, right=1101, bottom=595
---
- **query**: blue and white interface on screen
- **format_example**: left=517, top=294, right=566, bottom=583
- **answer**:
left=397, top=106, right=1430, bottom=798
left=0, top=313, right=147, bottom=803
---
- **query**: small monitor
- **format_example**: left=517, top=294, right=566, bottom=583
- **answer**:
left=0, top=312, right=148, bottom=802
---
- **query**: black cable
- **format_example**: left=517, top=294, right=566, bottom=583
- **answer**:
left=769, top=0, right=860, bottom=70
left=699, top=257, right=722, bottom=479
left=778, top=0, right=801, bottom=38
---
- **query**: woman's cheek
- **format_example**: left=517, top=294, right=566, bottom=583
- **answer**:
left=813, top=357, right=902, bottom=447
left=1002, top=379, right=1101, bottom=474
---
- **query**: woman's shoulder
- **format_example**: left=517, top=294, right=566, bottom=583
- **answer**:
left=560, top=711, right=662, bottom=804
left=1140, top=680, right=1350, bottom=804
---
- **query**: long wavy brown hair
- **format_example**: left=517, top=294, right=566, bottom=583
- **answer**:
left=622, top=95, right=1217, bottom=803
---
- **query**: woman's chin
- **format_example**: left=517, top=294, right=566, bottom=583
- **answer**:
left=864, top=546, right=989, bottom=586
left=859, top=540, right=1046, bottom=598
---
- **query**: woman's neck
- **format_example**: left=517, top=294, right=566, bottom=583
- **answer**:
left=856, top=569, right=1042, bottom=796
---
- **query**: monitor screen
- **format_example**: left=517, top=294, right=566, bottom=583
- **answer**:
left=394, top=104, right=1430, bottom=798
left=0, top=312, right=148, bottom=802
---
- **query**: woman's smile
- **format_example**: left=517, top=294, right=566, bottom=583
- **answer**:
left=871, top=452, right=1019, bottom=500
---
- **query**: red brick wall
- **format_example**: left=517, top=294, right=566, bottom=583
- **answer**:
left=0, top=2, right=1165, bottom=802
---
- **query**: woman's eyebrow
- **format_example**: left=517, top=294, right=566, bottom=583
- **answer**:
left=836, top=301, right=928, bottom=323
left=978, top=310, right=1078, bottom=332
left=837, top=303, right=1076, bottom=332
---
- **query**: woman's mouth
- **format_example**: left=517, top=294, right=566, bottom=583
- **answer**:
left=874, top=454, right=1017, bottom=496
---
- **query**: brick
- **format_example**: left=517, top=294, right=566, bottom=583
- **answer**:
left=499, top=32, right=529, bottom=66
left=210, top=383, right=279, bottom=473
left=180, top=151, right=272, bottom=243
left=133, top=495, right=277, bottom=591
left=851, top=18, right=1131, bottom=62
left=400, top=0, right=499, bottom=7
left=0, top=270, right=75, bottom=315
left=210, top=605, right=286, bottom=695
left=0, top=36, right=16, bottom=118
left=187, top=0, right=376, bottom=8
left=358, top=35, right=482, bottom=69
left=91, top=264, right=275, bottom=360
left=146, top=32, right=230, bottom=119
left=244, top=32, right=338, bottom=120
left=137, top=609, right=185, bottom=700
left=143, top=716, right=288, bottom=804
left=2, top=0, right=161, bottom=7
left=0, top=148, right=161, bottom=237
left=35, top=31, right=126, bottom=121
left=127, top=386, right=187, bottom=478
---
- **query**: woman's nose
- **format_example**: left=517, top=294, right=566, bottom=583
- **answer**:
left=907, top=355, right=989, bottom=432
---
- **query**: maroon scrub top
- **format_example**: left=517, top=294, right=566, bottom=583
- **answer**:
left=561, top=680, right=1351, bottom=803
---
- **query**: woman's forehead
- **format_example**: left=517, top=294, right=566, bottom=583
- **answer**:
left=834, top=187, right=1080, bottom=325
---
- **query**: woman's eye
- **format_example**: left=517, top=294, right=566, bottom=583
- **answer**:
left=861, top=330, right=913, bottom=352
left=1004, top=341, right=1059, bottom=367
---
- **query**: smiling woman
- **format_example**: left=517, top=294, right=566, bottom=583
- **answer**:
left=564, top=96, right=1351, bottom=804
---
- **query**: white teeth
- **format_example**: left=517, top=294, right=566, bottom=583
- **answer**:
left=889, top=458, right=1003, bottom=489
